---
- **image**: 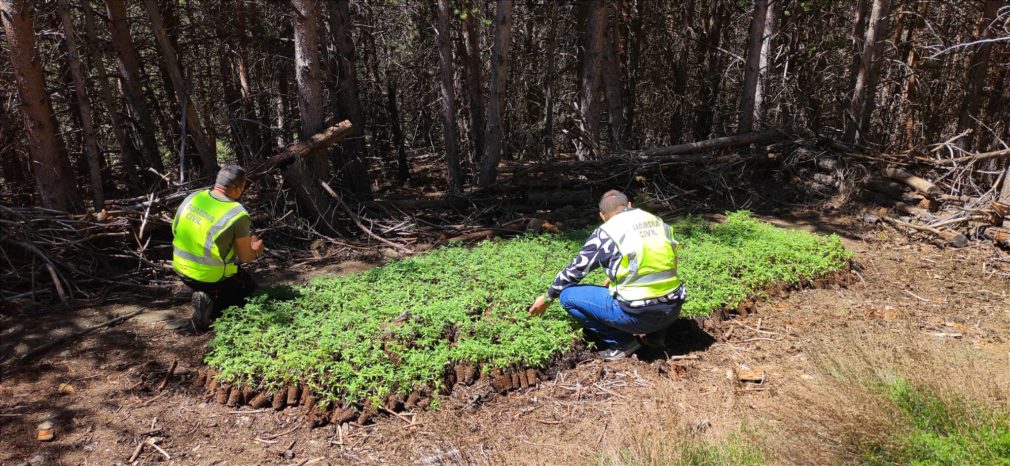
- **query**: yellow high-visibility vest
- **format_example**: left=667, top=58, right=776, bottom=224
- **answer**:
left=599, top=208, right=681, bottom=302
left=171, top=190, right=248, bottom=283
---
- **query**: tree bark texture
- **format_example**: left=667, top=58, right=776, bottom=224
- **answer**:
left=325, top=0, right=372, bottom=198
left=478, top=0, right=514, bottom=188
left=56, top=0, right=104, bottom=209
left=693, top=0, right=727, bottom=140
left=542, top=0, right=559, bottom=159
left=575, top=0, right=606, bottom=160
left=435, top=0, right=462, bottom=193
left=601, top=1, right=627, bottom=152
left=460, top=0, right=486, bottom=165
left=104, top=0, right=164, bottom=174
left=738, top=0, right=769, bottom=133
left=843, top=0, right=891, bottom=144
left=1, top=0, right=82, bottom=212
left=287, top=0, right=336, bottom=223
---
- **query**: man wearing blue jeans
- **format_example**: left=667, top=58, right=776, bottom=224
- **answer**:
left=528, top=190, right=686, bottom=361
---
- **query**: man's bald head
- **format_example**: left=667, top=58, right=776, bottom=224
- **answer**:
left=599, top=190, right=630, bottom=218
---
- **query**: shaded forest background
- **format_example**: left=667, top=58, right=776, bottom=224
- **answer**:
left=1, top=0, right=1008, bottom=214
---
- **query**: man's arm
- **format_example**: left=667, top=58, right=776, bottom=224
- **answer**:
left=530, top=229, right=614, bottom=316
left=546, top=228, right=614, bottom=299
left=232, top=216, right=264, bottom=263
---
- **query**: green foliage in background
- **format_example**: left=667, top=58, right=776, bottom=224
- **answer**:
left=205, top=212, right=850, bottom=407
left=864, top=379, right=1010, bottom=465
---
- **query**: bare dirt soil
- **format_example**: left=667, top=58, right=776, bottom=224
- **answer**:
left=2, top=212, right=1008, bottom=465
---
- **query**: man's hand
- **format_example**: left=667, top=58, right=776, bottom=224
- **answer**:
left=602, top=277, right=611, bottom=287
left=528, top=295, right=550, bottom=317
left=251, top=235, right=265, bottom=255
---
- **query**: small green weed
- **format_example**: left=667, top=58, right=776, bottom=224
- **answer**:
left=864, top=379, right=1010, bottom=465
left=206, top=212, right=850, bottom=407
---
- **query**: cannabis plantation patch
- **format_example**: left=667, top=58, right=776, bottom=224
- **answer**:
left=205, top=212, right=850, bottom=408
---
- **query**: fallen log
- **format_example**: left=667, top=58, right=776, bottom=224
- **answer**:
left=251, top=120, right=353, bottom=177
left=883, top=217, right=967, bottom=248
left=883, top=166, right=942, bottom=197
left=640, top=129, right=788, bottom=158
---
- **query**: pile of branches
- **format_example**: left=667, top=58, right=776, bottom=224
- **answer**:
left=856, top=136, right=1010, bottom=250
left=0, top=200, right=176, bottom=303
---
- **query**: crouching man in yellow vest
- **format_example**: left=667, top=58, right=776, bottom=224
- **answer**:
left=528, top=190, right=686, bottom=361
left=172, top=165, right=264, bottom=330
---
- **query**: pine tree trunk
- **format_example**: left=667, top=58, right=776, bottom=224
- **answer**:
left=386, top=77, right=410, bottom=182
left=478, top=0, right=514, bottom=188
left=104, top=0, right=164, bottom=174
left=601, top=1, right=627, bottom=152
left=1, top=0, right=82, bottom=212
left=668, top=1, right=692, bottom=144
left=694, top=0, right=727, bottom=140
left=287, top=0, right=336, bottom=223
left=843, top=0, right=892, bottom=144
left=435, top=0, right=462, bottom=194
left=460, top=0, right=486, bottom=166
left=142, top=0, right=218, bottom=176
left=575, top=0, right=606, bottom=159
left=738, top=0, right=769, bottom=133
left=898, top=0, right=929, bottom=149
left=324, top=0, right=372, bottom=198
left=542, top=0, right=559, bottom=159
left=56, top=0, right=104, bottom=209
left=955, top=0, right=1001, bottom=150
left=81, top=0, right=141, bottom=187
left=753, top=0, right=777, bottom=130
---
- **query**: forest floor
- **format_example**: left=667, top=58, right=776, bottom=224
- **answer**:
left=2, top=211, right=1008, bottom=465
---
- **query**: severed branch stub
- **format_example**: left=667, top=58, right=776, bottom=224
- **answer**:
left=883, top=166, right=942, bottom=197
left=250, top=120, right=354, bottom=177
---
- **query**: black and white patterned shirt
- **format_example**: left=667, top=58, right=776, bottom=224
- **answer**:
left=547, top=223, right=686, bottom=314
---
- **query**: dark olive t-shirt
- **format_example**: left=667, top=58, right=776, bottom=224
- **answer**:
left=208, top=191, right=251, bottom=260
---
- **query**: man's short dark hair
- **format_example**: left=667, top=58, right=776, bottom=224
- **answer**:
left=599, top=190, right=629, bottom=215
left=215, top=165, right=246, bottom=188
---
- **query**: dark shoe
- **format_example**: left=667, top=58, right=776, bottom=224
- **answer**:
left=191, top=292, right=213, bottom=331
left=640, top=331, right=667, bottom=349
left=596, top=340, right=642, bottom=362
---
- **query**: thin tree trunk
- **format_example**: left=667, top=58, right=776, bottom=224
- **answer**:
left=843, top=0, right=892, bottom=144
left=956, top=0, right=1001, bottom=150
left=81, top=0, right=141, bottom=187
left=324, top=0, right=372, bottom=198
left=542, top=0, right=559, bottom=159
left=287, top=0, right=336, bottom=223
left=478, top=0, right=514, bottom=188
left=435, top=0, right=462, bottom=194
left=739, top=0, right=769, bottom=133
left=754, top=0, right=777, bottom=129
left=899, top=0, right=929, bottom=149
left=142, top=0, right=218, bottom=176
left=56, top=0, right=104, bottom=209
left=601, top=1, right=627, bottom=152
left=694, top=0, right=727, bottom=140
left=1, top=0, right=82, bottom=212
left=460, top=0, right=486, bottom=166
left=386, top=77, right=410, bottom=182
left=104, top=0, right=164, bottom=174
left=668, top=1, right=692, bottom=144
left=846, top=0, right=871, bottom=93
left=576, top=0, right=606, bottom=159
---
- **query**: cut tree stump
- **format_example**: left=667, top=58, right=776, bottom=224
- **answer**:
left=883, top=166, right=942, bottom=197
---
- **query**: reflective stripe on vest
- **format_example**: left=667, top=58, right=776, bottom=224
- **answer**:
left=599, top=208, right=681, bottom=302
left=172, top=190, right=248, bottom=282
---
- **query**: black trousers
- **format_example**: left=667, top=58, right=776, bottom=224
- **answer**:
left=181, top=268, right=258, bottom=319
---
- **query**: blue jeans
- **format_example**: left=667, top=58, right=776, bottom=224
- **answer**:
left=559, top=285, right=681, bottom=348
